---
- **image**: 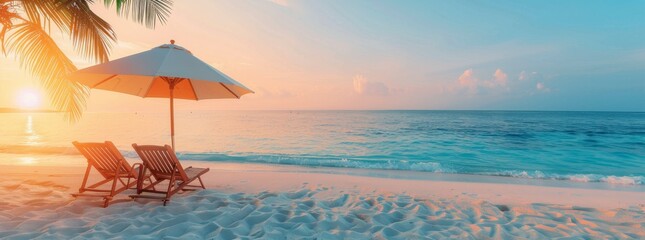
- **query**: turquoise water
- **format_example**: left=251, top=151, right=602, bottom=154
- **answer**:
left=1, top=111, right=644, bottom=185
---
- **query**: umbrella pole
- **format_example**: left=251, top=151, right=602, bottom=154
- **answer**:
left=169, top=80, right=176, bottom=151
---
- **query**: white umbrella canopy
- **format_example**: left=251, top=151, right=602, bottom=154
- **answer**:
left=69, top=40, right=253, bottom=150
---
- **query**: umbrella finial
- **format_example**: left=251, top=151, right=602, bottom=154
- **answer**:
left=170, top=39, right=175, bottom=44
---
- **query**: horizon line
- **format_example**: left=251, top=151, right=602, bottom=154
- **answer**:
left=4, top=109, right=642, bottom=114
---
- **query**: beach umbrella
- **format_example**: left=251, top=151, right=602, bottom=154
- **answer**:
left=69, top=40, right=253, bottom=150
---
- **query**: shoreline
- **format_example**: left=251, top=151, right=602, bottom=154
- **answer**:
left=1, top=156, right=644, bottom=238
left=1, top=151, right=644, bottom=190
left=1, top=157, right=644, bottom=209
left=196, top=161, right=645, bottom=192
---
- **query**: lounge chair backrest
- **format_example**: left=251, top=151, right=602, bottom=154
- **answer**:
left=131, top=144, right=188, bottom=181
left=73, top=141, right=134, bottom=178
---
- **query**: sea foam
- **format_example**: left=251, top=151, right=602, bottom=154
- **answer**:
left=171, top=151, right=645, bottom=185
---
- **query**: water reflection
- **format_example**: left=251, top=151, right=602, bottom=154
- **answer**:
left=24, top=115, right=40, bottom=145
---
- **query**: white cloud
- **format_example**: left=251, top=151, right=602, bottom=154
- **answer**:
left=518, top=70, right=553, bottom=93
left=536, top=82, right=550, bottom=92
left=457, top=69, right=478, bottom=93
left=353, top=75, right=389, bottom=96
left=454, top=68, right=508, bottom=94
left=451, top=68, right=554, bottom=96
left=482, top=68, right=509, bottom=90
left=493, top=68, right=508, bottom=86
left=518, top=70, right=542, bottom=81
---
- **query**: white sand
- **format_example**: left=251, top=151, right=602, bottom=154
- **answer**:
left=0, top=158, right=644, bottom=239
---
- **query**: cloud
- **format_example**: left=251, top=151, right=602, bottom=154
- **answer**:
left=353, top=75, right=389, bottom=96
left=493, top=69, right=508, bottom=86
left=536, top=82, right=550, bottom=92
left=536, top=82, right=545, bottom=90
left=450, top=68, right=554, bottom=97
left=457, top=69, right=478, bottom=93
left=454, top=68, right=508, bottom=94
left=518, top=70, right=541, bottom=81
left=518, top=70, right=553, bottom=93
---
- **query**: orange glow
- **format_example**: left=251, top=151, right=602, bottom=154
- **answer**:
left=19, top=157, right=36, bottom=165
left=15, top=88, right=42, bottom=109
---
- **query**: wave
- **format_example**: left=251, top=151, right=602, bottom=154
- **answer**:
left=490, top=170, right=644, bottom=185
left=175, top=152, right=453, bottom=173
left=3, top=146, right=642, bottom=186
left=171, top=152, right=645, bottom=186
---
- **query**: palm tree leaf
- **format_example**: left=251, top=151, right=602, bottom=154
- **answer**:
left=106, top=0, right=172, bottom=28
left=18, top=0, right=68, bottom=32
left=6, top=20, right=88, bottom=122
left=102, top=0, right=122, bottom=12
left=59, top=0, right=117, bottom=63
left=20, top=0, right=116, bottom=63
left=4, top=0, right=172, bottom=122
left=0, top=1, right=22, bottom=54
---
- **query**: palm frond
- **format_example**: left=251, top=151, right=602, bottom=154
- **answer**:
left=102, top=0, right=121, bottom=11
left=0, top=1, right=21, bottom=54
left=18, top=0, right=68, bottom=32
left=6, top=20, right=88, bottom=122
left=20, top=0, right=116, bottom=63
left=59, top=0, right=116, bottom=63
left=106, top=0, right=172, bottom=28
left=3, top=0, right=172, bottom=122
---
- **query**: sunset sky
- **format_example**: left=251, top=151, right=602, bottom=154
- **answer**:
left=1, top=0, right=644, bottom=112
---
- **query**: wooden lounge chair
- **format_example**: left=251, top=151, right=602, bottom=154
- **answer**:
left=72, top=141, right=151, bottom=207
left=130, top=144, right=209, bottom=206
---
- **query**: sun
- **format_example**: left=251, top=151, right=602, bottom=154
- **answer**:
left=16, top=88, right=42, bottom=109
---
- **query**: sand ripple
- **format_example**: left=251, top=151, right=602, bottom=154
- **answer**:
left=0, top=181, right=643, bottom=239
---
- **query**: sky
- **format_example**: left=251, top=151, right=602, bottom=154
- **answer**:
left=0, top=0, right=644, bottom=112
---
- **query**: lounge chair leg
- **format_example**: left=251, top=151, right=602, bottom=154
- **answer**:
left=150, top=178, right=157, bottom=191
left=73, top=141, right=139, bottom=208
left=108, top=166, right=121, bottom=201
left=126, top=177, right=132, bottom=189
left=78, top=164, right=92, bottom=194
left=198, top=177, right=205, bottom=189
left=163, top=164, right=178, bottom=205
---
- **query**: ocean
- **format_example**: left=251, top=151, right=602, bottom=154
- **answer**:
left=1, top=110, right=644, bottom=185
